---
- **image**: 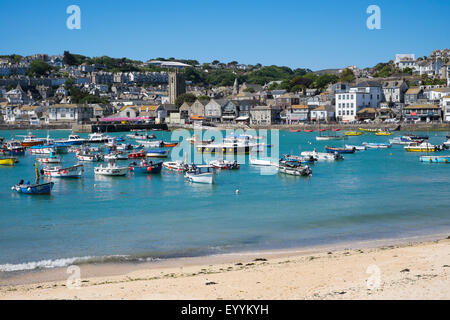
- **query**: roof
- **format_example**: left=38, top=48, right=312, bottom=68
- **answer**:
left=291, top=105, right=309, bottom=109
left=405, top=87, right=422, bottom=94
left=50, top=104, right=78, bottom=109
left=404, top=104, right=440, bottom=109
left=20, top=105, right=39, bottom=111
left=312, top=105, right=326, bottom=111
left=354, top=80, right=381, bottom=88
left=431, top=87, right=450, bottom=93
left=357, top=108, right=376, bottom=113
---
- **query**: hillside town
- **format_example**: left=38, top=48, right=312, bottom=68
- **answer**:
left=0, top=49, right=449, bottom=129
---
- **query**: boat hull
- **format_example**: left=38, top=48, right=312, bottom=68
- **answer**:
left=12, top=182, right=54, bottom=194
left=185, top=173, right=215, bottom=184
left=43, top=165, right=84, bottom=178
left=129, top=162, right=163, bottom=174
left=419, top=156, right=450, bottom=163
left=0, top=158, right=16, bottom=166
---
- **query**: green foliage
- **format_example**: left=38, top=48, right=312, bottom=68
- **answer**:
left=205, top=70, right=240, bottom=87
left=243, top=87, right=255, bottom=93
left=197, top=95, right=211, bottom=101
left=69, top=86, right=108, bottom=104
left=175, top=93, right=197, bottom=108
left=27, top=60, right=52, bottom=76
left=339, top=68, right=356, bottom=82
left=185, top=67, right=205, bottom=84
left=246, top=65, right=293, bottom=85
left=372, top=61, right=400, bottom=78
left=420, top=74, right=447, bottom=86
left=402, top=67, right=413, bottom=75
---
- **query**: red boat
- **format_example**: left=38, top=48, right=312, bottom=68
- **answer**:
left=161, top=142, right=179, bottom=148
left=318, top=129, right=327, bottom=132
left=332, top=128, right=341, bottom=131
left=128, top=150, right=146, bottom=158
left=289, top=129, right=302, bottom=132
left=304, top=129, right=314, bottom=132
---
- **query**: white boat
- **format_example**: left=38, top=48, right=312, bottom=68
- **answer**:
left=249, top=157, right=278, bottom=166
left=209, top=159, right=240, bottom=170
left=278, top=160, right=312, bottom=176
left=36, top=153, right=61, bottom=164
left=139, top=140, right=163, bottom=148
left=104, top=151, right=129, bottom=160
left=42, top=164, right=84, bottom=178
left=94, top=160, right=128, bottom=176
left=362, top=142, right=391, bottom=149
left=88, top=132, right=110, bottom=143
left=163, top=161, right=192, bottom=172
left=185, top=165, right=216, bottom=184
left=57, top=134, right=87, bottom=145
left=29, top=146, right=55, bottom=155
left=345, top=145, right=366, bottom=151
left=444, top=139, right=450, bottom=147
left=300, top=150, right=343, bottom=161
left=389, top=136, right=418, bottom=145
left=76, top=152, right=104, bottom=162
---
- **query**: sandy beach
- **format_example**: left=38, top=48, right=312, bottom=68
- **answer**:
left=1, top=236, right=449, bottom=300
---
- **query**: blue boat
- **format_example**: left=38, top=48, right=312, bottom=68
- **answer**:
left=11, top=163, right=55, bottom=194
left=325, top=146, right=355, bottom=154
left=419, top=155, right=450, bottom=163
left=128, top=160, right=163, bottom=174
left=11, top=181, right=54, bottom=194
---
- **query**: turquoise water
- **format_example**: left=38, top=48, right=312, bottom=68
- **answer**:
left=1, top=129, right=450, bottom=272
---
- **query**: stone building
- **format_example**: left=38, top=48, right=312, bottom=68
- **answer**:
left=168, top=72, right=186, bottom=104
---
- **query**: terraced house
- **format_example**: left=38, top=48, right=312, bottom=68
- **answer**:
left=45, top=104, right=93, bottom=124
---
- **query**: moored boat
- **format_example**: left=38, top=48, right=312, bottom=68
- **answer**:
left=375, top=131, right=392, bottom=136
left=76, top=151, right=104, bottom=162
left=344, top=131, right=362, bottom=136
left=0, top=157, right=16, bottom=166
left=278, top=160, right=312, bottom=176
left=404, top=142, right=438, bottom=152
left=11, top=163, right=54, bottom=194
left=42, top=164, right=84, bottom=178
left=36, top=152, right=61, bottom=164
left=146, top=149, right=169, bottom=158
left=105, top=151, right=129, bottom=160
left=345, top=145, right=366, bottom=151
left=187, top=135, right=215, bottom=145
left=325, top=146, right=355, bottom=154
left=301, top=150, right=343, bottom=161
left=209, top=159, right=240, bottom=170
left=29, top=145, right=56, bottom=155
left=419, top=155, right=450, bottom=163
left=362, top=142, right=391, bottom=149
left=94, top=160, right=128, bottom=176
left=128, top=160, right=163, bottom=174
left=163, top=161, right=192, bottom=172
left=185, top=165, right=216, bottom=184
left=88, top=132, right=110, bottom=143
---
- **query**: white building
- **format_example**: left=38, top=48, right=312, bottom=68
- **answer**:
left=46, top=104, right=93, bottom=123
left=394, top=54, right=415, bottom=70
left=335, top=81, right=382, bottom=122
left=442, top=97, right=450, bottom=122
left=429, top=87, right=450, bottom=101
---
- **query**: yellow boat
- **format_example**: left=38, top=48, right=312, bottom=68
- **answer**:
left=404, top=142, right=436, bottom=152
left=0, top=158, right=16, bottom=166
left=344, top=131, right=362, bottom=136
left=375, top=131, right=392, bottom=136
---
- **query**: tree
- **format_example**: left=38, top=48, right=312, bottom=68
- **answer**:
left=339, top=68, right=355, bottom=83
left=212, top=60, right=220, bottom=65
left=175, top=93, right=196, bottom=108
left=27, top=60, right=52, bottom=76
left=243, top=87, right=255, bottom=93
left=63, top=51, right=77, bottom=66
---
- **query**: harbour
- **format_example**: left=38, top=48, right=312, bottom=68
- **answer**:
left=1, top=128, right=450, bottom=275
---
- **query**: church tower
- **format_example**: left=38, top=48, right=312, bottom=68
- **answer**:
left=168, top=71, right=186, bottom=104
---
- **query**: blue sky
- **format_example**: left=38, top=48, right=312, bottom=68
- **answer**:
left=0, top=0, right=448, bottom=70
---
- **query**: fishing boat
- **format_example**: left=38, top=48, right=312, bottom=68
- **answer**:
left=325, top=146, right=355, bottom=154
left=404, top=142, right=437, bottom=152
left=11, top=163, right=54, bottom=194
left=104, top=151, right=129, bottom=160
left=389, top=136, right=421, bottom=145
left=127, top=132, right=156, bottom=140
left=138, top=140, right=164, bottom=148
left=163, top=161, right=192, bottom=172
left=419, top=155, right=450, bottom=163
left=57, top=134, right=87, bottom=145
left=185, top=165, right=216, bottom=184
left=146, top=149, right=169, bottom=158
left=278, top=160, right=312, bottom=176
left=128, top=160, right=163, bottom=174
left=19, top=132, right=45, bottom=147
left=76, top=151, right=104, bottom=162
left=375, top=131, right=392, bottom=136
left=197, top=136, right=260, bottom=155
left=209, top=159, right=240, bottom=170
left=345, top=145, right=366, bottom=151
left=249, top=157, right=278, bottom=166
left=187, top=135, right=215, bottom=145
left=42, top=164, right=84, bottom=178
left=301, top=150, right=343, bottom=161
left=161, top=141, right=179, bottom=148
left=128, top=149, right=146, bottom=159
left=0, top=157, right=16, bottom=166
left=283, top=154, right=317, bottom=164
left=94, top=160, right=128, bottom=176
left=362, top=142, right=391, bottom=149
left=443, top=139, right=450, bottom=148
left=316, top=131, right=347, bottom=141
left=88, top=132, right=110, bottom=143
left=36, top=152, right=61, bottom=164
left=29, top=145, right=56, bottom=155
left=404, top=134, right=428, bottom=140
left=317, top=129, right=327, bottom=132
left=289, top=128, right=302, bottom=132
left=303, top=129, right=314, bottom=132
left=1, top=141, right=25, bottom=156
left=344, top=131, right=362, bottom=136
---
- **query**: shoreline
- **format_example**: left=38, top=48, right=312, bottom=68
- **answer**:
left=1, top=232, right=449, bottom=299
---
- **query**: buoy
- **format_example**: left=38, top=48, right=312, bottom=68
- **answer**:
left=94, top=184, right=96, bottom=188
left=235, top=189, right=239, bottom=195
